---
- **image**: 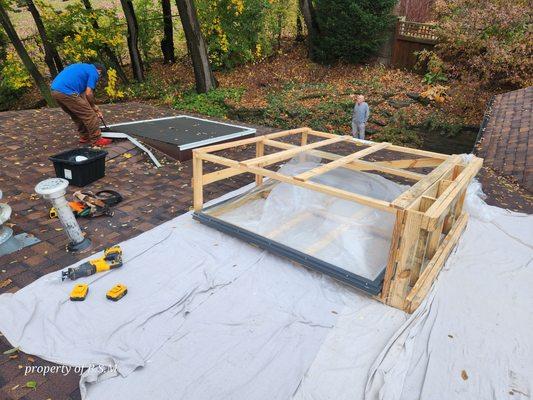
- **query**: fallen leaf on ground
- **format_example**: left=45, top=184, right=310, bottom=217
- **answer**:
left=11, top=384, right=19, bottom=391
left=461, top=370, right=468, bottom=380
left=26, top=380, right=37, bottom=389
left=123, top=153, right=133, bottom=159
left=3, top=347, right=19, bottom=355
left=0, top=278, right=12, bottom=288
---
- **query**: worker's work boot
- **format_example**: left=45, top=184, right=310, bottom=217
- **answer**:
left=92, top=137, right=112, bottom=147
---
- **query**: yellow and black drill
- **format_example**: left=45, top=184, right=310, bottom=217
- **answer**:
left=61, top=246, right=123, bottom=281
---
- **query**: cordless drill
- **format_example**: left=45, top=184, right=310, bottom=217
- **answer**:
left=61, top=246, right=123, bottom=281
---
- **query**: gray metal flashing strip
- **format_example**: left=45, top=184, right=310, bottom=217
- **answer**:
left=473, top=95, right=495, bottom=154
left=101, top=131, right=162, bottom=168
left=177, top=129, right=255, bottom=150
left=193, top=211, right=385, bottom=295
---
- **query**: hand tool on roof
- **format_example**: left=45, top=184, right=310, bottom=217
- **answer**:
left=106, top=284, right=128, bottom=301
left=94, top=190, right=123, bottom=206
left=100, top=116, right=111, bottom=132
left=61, top=245, right=123, bottom=281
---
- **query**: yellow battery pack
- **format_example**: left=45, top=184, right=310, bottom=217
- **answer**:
left=106, top=284, right=127, bottom=301
left=70, top=284, right=89, bottom=301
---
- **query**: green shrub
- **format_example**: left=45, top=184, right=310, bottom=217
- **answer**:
left=373, top=124, right=422, bottom=147
left=124, top=75, right=178, bottom=100
left=0, top=29, right=30, bottom=111
left=311, top=0, right=397, bottom=64
left=37, top=1, right=125, bottom=64
left=372, top=112, right=422, bottom=147
left=421, top=114, right=463, bottom=138
left=196, top=0, right=295, bottom=69
left=434, top=0, right=532, bottom=88
left=416, top=50, right=448, bottom=85
left=0, top=53, right=32, bottom=111
left=228, top=82, right=354, bottom=134
left=0, top=27, right=7, bottom=62
left=173, top=87, right=244, bottom=117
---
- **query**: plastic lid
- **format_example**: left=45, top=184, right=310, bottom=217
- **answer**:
left=35, top=178, right=69, bottom=196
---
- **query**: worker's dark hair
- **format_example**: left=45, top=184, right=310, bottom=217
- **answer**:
left=93, top=62, right=107, bottom=77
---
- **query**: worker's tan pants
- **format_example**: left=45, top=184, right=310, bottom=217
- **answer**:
left=52, top=91, right=101, bottom=142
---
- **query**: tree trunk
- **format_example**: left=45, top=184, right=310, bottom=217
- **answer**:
left=298, top=0, right=320, bottom=59
left=295, top=14, right=304, bottom=42
left=175, top=0, right=216, bottom=93
left=119, top=0, right=144, bottom=81
left=161, top=0, right=175, bottom=63
left=0, top=3, right=56, bottom=107
left=26, top=0, right=62, bottom=77
left=82, top=0, right=129, bottom=84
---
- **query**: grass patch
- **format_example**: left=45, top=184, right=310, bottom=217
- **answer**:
left=371, top=112, right=422, bottom=147
left=173, top=87, right=245, bottom=118
left=420, top=114, right=465, bottom=138
left=227, top=81, right=353, bottom=133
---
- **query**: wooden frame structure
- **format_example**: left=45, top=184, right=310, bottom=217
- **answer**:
left=192, top=128, right=483, bottom=313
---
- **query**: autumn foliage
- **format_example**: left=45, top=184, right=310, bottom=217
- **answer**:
left=434, top=0, right=532, bottom=88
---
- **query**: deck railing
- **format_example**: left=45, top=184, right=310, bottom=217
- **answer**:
left=397, top=20, right=438, bottom=43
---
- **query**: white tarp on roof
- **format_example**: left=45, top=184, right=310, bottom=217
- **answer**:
left=364, top=184, right=533, bottom=400
left=0, top=161, right=531, bottom=400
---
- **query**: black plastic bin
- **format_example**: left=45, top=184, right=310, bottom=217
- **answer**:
left=49, top=148, right=108, bottom=187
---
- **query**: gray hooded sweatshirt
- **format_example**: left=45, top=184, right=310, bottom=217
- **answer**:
left=352, top=102, right=370, bottom=124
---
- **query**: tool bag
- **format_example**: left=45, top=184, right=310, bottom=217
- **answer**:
left=73, top=190, right=123, bottom=217
left=49, top=190, right=123, bottom=219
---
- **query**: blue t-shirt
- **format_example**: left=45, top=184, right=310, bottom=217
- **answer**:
left=51, top=63, right=100, bottom=95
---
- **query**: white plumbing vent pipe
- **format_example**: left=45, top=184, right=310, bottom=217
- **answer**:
left=35, top=178, right=91, bottom=252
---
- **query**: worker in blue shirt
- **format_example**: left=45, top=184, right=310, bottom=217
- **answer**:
left=51, top=62, right=112, bottom=147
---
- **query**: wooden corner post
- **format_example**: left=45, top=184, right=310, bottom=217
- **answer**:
left=255, top=139, right=264, bottom=186
left=193, top=151, right=203, bottom=211
left=383, top=209, right=425, bottom=309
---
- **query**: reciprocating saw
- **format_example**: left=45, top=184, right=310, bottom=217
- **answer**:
left=61, top=245, right=123, bottom=281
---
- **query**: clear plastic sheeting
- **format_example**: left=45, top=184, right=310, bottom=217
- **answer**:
left=200, top=157, right=408, bottom=284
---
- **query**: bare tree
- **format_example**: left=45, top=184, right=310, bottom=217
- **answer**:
left=175, top=0, right=216, bottom=93
left=161, top=0, right=175, bottom=63
left=298, top=0, right=320, bottom=59
left=81, top=0, right=128, bottom=84
left=0, top=2, right=56, bottom=106
left=25, top=0, right=62, bottom=77
left=119, top=0, right=144, bottom=81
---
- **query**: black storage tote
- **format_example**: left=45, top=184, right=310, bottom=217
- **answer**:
left=49, top=148, right=107, bottom=187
